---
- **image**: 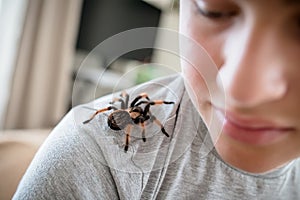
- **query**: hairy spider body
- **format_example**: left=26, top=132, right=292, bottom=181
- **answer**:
left=108, top=110, right=133, bottom=130
left=83, top=91, right=175, bottom=152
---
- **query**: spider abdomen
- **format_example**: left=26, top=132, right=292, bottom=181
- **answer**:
left=108, top=110, right=132, bottom=130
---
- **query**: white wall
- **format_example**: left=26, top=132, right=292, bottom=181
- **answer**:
left=143, top=0, right=181, bottom=73
left=152, top=9, right=181, bottom=73
left=0, top=0, right=28, bottom=129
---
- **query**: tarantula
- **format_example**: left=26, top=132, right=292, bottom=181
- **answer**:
left=83, top=91, right=175, bottom=152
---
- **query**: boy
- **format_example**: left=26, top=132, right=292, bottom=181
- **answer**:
left=14, top=0, right=300, bottom=199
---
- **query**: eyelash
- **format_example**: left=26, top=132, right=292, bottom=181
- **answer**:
left=198, top=8, right=237, bottom=20
left=194, top=2, right=238, bottom=20
left=199, top=10, right=224, bottom=19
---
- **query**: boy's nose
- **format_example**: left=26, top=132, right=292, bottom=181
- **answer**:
left=219, top=26, right=287, bottom=108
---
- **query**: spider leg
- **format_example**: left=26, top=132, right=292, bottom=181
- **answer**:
left=150, top=115, right=170, bottom=137
left=81, top=106, right=98, bottom=111
left=82, top=106, right=118, bottom=124
left=110, top=98, right=125, bottom=109
left=124, top=124, right=132, bottom=152
left=132, top=117, right=146, bottom=142
left=135, top=100, right=149, bottom=107
left=121, top=91, right=129, bottom=108
left=143, top=100, right=174, bottom=116
left=130, top=93, right=150, bottom=108
left=142, top=100, right=174, bottom=137
left=140, top=121, right=146, bottom=142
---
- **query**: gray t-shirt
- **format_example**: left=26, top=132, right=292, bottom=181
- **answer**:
left=13, top=74, right=300, bottom=200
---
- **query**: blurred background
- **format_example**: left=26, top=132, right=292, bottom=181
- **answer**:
left=0, top=0, right=180, bottom=131
left=0, top=0, right=179, bottom=198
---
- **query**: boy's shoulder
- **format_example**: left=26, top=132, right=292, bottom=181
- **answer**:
left=71, top=73, right=185, bottom=162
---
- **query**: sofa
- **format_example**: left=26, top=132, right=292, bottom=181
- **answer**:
left=0, top=129, right=50, bottom=200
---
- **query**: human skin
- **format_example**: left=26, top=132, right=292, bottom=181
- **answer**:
left=179, top=0, right=300, bottom=173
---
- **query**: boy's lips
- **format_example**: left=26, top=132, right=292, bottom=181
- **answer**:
left=214, top=108, right=295, bottom=145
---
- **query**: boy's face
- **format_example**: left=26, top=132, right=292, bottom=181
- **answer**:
left=180, top=0, right=300, bottom=173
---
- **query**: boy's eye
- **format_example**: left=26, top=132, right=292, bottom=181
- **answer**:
left=194, top=0, right=239, bottom=20
left=198, top=9, right=234, bottom=19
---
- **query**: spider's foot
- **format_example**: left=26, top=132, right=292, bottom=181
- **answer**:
left=124, top=145, right=129, bottom=152
left=161, top=127, right=170, bottom=137
left=83, top=119, right=92, bottom=124
left=164, top=101, right=175, bottom=104
left=141, top=130, right=146, bottom=142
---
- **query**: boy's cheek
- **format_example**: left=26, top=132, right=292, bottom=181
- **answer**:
left=181, top=62, right=210, bottom=104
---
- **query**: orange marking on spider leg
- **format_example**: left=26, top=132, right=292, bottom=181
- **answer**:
left=140, top=93, right=150, bottom=100
left=152, top=100, right=175, bottom=105
left=110, top=97, right=120, bottom=103
left=82, top=107, right=114, bottom=124
left=121, top=91, right=128, bottom=97
left=153, top=100, right=164, bottom=104
left=131, top=93, right=150, bottom=107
